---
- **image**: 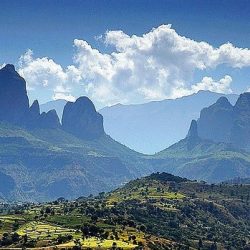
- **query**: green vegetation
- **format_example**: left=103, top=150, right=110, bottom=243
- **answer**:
left=0, top=172, right=249, bottom=249
left=0, top=122, right=152, bottom=202
left=152, top=136, right=250, bottom=183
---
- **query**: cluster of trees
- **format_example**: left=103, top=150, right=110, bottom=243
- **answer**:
left=0, top=232, right=36, bottom=248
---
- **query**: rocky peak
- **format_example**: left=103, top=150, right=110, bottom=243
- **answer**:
left=30, top=100, right=40, bottom=116
left=62, top=96, right=104, bottom=140
left=215, top=96, right=233, bottom=108
left=1, top=64, right=16, bottom=72
left=234, top=92, right=250, bottom=112
left=0, top=64, right=29, bottom=125
left=39, top=110, right=61, bottom=129
left=186, top=120, right=200, bottom=149
left=27, top=100, right=41, bottom=128
left=197, top=96, right=234, bottom=143
left=230, top=92, right=250, bottom=149
left=187, top=120, right=198, bottom=139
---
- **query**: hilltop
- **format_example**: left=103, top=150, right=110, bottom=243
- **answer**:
left=0, top=172, right=249, bottom=249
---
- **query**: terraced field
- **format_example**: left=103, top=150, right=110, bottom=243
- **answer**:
left=0, top=215, right=26, bottom=236
left=17, top=222, right=76, bottom=240
left=106, top=179, right=185, bottom=205
left=59, top=237, right=137, bottom=249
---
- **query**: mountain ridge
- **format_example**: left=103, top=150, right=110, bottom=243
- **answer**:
left=0, top=65, right=152, bottom=202
left=197, top=92, right=250, bottom=150
left=0, top=64, right=249, bottom=202
left=40, top=91, right=239, bottom=154
left=99, top=90, right=238, bottom=153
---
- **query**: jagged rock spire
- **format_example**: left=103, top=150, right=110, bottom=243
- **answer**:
left=187, top=120, right=198, bottom=139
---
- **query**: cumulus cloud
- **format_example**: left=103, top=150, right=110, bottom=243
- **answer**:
left=18, top=49, right=68, bottom=89
left=16, top=24, right=250, bottom=106
left=52, top=85, right=76, bottom=102
left=18, top=49, right=78, bottom=102
left=171, top=75, right=233, bottom=98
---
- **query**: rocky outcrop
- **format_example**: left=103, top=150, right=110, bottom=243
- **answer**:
left=62, top=97, right=104, bottom=140
left=186, top=120, right=200, bottom=149
left=27, top=100, right=40, bottom=128
left=39, top=110, right=61, bottom=129
left=193, top=93, right=250, bottom=150
left=30, top=100, right=40, bottom=118
left=230, top=93, right=250, bottom=149
left=187, top=120, right=198, bottom=139
left=197, top=97, right=234, bottom=143
left=0, top=65, right=61, bottom=129
left=0, top=64, right=30, bottom=125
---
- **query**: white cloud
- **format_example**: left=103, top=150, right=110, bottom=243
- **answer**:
left=18, top=49, right=68, bottom=89
left=53, top=92, right=76, bottom=102
left=16, top=24, right=250, bottom=106
left=17, top=49, right=79, bottom=102
left=52, top=85, right=76, bottom=102
left=171, top=75, right=233, bottom=98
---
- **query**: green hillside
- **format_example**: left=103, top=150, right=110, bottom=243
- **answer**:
left=0, top=172, right=249, bottom=249
left=0, top=122, right=152, bottom=202
left=1, top=119, right=250, bottom=202
left=151, top=130, right=250, bottom=183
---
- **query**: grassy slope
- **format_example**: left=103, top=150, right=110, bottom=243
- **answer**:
left=0, top=122, right=151, bottom=202
left=0, top=121, right=250, bottom=202
left=151, top=137, right=250, bottom=182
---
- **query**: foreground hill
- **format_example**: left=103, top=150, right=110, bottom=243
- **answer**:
left=99, top=91, right=238, bottom=154
left=1, top=172, right=249, bottom=249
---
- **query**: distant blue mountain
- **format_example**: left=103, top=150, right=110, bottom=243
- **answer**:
left=196, top=92, right=250, bottom=151
left=99, top=91, right=238, bottom=154
left=40, top=99, right=67, bottom=120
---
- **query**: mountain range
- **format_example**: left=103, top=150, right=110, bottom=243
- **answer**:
left=99, top=91, right=238, bottom=154
left=0, top=64, right=153, bottom=202
left=0, top=64, right=250, bottom=202
left=41, top=91, right=238, bottom=154
left=153, top=120, right=250, bottom=183
left=197, top=93, right=250, bottom=150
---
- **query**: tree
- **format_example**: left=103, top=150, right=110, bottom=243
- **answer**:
left=12, top=232, right=20, bottom=242
left=73, top=238, right=82, bottom=250
left=45, top=207, right=51, bottom=214
left=198, top=239, right=203, bottom=249
left=210, top=242, right=217, bottom=250
left=112, top=242, right=117, bottom=249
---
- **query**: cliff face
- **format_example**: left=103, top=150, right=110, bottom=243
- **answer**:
left=62, top=97, right=104, bottom=140
left=197, top=97, right=234, bottom=143
left=194, top=93, right=250, bottom=150
left=0, top=65, right=61, bottom=129
left=0, top=64, right=30, bottom=125
left=230, top=93, right=250, bottom=149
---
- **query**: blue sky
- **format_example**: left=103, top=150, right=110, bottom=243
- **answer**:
left=1, top=0, right=250, bottom=107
